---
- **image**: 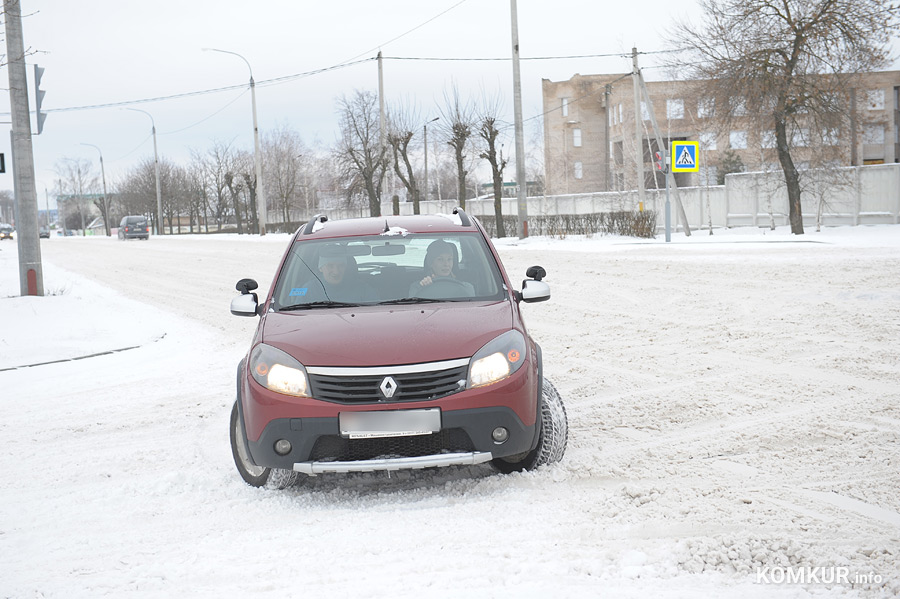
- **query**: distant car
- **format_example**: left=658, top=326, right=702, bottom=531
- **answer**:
left=39, top=227, right=50, bottom=239
left=228, top=209, right=567, bottom=489
left=0, top=224, right=13, bottom=240
left=118, top=216, right=150, bottom=240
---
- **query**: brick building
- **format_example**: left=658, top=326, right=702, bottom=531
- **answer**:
left=542, top=71, right=900, bottom=195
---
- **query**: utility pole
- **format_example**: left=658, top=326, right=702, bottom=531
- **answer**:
left=632, top=48, right=646, bottom=211
left=604, top=84, right=611, bottom=191
left=423, top=117, right=439, bottom=208
left=5, top=0, right=43, bottom=296
left=510, top=0, right=528, bottom=238
left=127, top=108, right=163, bottom=234
left=203, top=48, right=266, bottom=234
left=377, top=51, right=386, bottom=215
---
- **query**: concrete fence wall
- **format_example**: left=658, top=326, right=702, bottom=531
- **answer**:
left=310, top=163, right=900, bottom=232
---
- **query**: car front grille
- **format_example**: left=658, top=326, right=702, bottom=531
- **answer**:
left=309, top=428, right=475, bottom=462
left=307, top=360, right=469, bottom=404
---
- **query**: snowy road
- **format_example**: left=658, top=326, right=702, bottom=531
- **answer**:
left=3, top=228, right=899, bottom=597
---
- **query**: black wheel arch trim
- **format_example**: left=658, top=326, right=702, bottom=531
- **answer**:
left=234, top=359, right=263, bottom=469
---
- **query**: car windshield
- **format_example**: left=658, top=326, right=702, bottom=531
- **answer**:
left=272, top=232, right=507, bottom=310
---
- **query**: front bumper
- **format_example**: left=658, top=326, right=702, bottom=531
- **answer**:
left=243, top=405, right=538, bottom=472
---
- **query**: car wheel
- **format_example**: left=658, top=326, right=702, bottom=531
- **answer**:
left=492, top=378, right=567, bottom=473
left=230, top=401, right=302, bottom=489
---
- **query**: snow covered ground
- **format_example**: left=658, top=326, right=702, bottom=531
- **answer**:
left=1, top=225, right=899, bottom=598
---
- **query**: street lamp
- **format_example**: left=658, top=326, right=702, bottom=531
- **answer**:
left=126, top=108, right=163, bottom=235
left=81, top=142, right=110, bottom=236
left=203, top=47, right=267, bottom=235
left=423, top=117, right=439, bottom=206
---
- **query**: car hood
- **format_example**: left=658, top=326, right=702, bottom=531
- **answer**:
left=261, top=300, right=514, bottom=367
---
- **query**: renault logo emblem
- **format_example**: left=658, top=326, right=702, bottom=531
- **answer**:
left=379, top=376, right=398, bottom=399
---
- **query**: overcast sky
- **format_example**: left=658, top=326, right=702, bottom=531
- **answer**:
left=3, top=0, right=898, bottom=208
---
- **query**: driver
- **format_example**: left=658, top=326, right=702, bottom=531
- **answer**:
left=410, top=239, right=475, bottom=297
left=301, top=245, right=377, bottom=303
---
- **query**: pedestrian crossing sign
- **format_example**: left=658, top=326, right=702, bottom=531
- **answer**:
left=671, top=141, right=699, bottom=172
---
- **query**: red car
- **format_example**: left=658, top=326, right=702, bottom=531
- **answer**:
left=229, top=209, right=567, bottom=488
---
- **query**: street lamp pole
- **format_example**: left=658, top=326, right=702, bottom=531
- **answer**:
left=81, top=142, right=110, bottom=236
left=204, top=48, right=267, bottom=235
left=127, top=108, right=163, bottom=235
left=423, top=117, right=439, bottom=207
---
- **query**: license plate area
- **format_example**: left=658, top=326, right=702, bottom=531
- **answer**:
left=339, top=408, right=441, bottom=439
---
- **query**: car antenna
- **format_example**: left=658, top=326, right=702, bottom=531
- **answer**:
left=383, top=219, right=390, bottom=233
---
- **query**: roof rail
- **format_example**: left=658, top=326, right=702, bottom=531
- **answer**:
left=302, top=214, right=328, bottom=235
left=452, top=206, right=472, bottom=227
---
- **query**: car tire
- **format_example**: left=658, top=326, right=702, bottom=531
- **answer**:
left=492, top=378, right=568, bottom=473
left=230, top=401, right=302, bottom=489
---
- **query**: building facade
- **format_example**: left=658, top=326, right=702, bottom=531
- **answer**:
left=542, top=71, right=900, bottom=196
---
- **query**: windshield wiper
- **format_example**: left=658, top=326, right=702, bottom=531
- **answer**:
left=378, top=297, right=446, bottom=305
left=279, top=301, right=361, bottom=311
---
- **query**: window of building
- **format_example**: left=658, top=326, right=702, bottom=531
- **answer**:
left=562, top=98, right=570, bottom=117
left=618, top=104, right=623, bottom=124
left=573, top=128, right=582, bottom=147
left=641, top=101, right=650, bottom=121
left=574, top=161, right=583, bottom=179
left=894, top=87, right=899, bottom=110
left=822, top=128, right=839, bottom=146
left=729, top=130, right=747, bottom=149
left=613, top=141, right=624, bottom=166
left=667, top=98, right=684, bottom=120
left=791, top=128, right=809, bottom=147
left=732, top=98, right=747, bottom=116
left=866, top=89, right=884, bottom=110
left=698, top=97, right=715, bottom=118
left=699, top=131, right=717, bottom=150
left=863, top=124, right=885, bottom=144
left=760, top=131, right=776, bottom=149
left=895, top=124, right=899, bottom=145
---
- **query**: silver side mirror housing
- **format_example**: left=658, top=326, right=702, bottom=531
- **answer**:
left=231, top=293, right=259, bottom=317
left=521, top=279, right=550, bottom=303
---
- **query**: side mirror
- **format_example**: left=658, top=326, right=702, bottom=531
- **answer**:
left=520, top=279, right=550, bottom=303
left=231, top=293, right=260, bottom=317
left=515, top=266, right=550, bottom=303
left=232, top=278, right=260, bottom=317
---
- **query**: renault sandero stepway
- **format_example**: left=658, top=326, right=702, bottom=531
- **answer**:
left=229, top=208, right=567, bottom=488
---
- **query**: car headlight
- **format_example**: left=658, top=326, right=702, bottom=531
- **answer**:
left=249, top=344, right=310, bottom=397
left=468, top=330, right=527, bottom=389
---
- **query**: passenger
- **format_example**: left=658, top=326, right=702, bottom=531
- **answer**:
left=410, top=239, right=475, bottom=297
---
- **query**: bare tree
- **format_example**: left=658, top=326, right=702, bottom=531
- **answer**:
left=0, top=190, right=14, bottom=223
left=476, top=93, right=509, bottom=238
left=671, top=0, right=899, bottom=234
left=115, top=159, right=158, bottom=224
left=191, top=141, right=239, bottom=232
left=335, top=90, right=388, bottom=217
left=263, top=123, right=307, bottom=226
left=55, top=157, right=98, bottom=235
left=439, top=85, right=475, bottom=208
left=386, top=102, right=422, bottom=214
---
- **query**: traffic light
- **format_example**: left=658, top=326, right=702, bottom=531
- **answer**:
left=34, top=64, right=46, bottom=134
